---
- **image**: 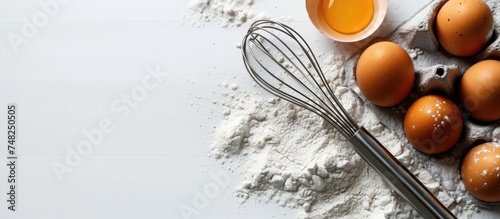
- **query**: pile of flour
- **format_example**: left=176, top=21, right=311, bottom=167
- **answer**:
left=187, top=0, right=485, bottom=218
left=211, top=54, right=477, bottom=218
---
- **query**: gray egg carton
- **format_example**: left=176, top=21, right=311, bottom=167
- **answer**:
left=344, top=0, right=500, bottom=205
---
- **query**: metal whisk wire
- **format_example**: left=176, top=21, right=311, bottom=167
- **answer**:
left=242, top=20, right=358, bottom=138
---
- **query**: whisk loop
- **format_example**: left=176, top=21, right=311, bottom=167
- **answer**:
left=241, top=20, right=456, bottom=219
left=242, top=20, right=358, bottom=138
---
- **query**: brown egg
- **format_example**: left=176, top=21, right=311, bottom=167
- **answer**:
left=460, top=60, right=500, bottom=122
left=404, top=95, right=463, bottom=154
left=461, top=142, right=500, bottom=202
left=355, top=41, right=414, bottom=107
left=435, top=0, right=494, bottom=57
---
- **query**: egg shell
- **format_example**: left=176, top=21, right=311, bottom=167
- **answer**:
left=404, top=95, right=463, bottom=154
left=435, top=0, right=494, bottom=57
left=355, top=41, right=415, bottom=107
left=461, top=142, right=500, bottom=202
left=460, top=59, right=500, bottom=122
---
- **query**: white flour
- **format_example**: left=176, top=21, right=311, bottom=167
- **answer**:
left=211, top=54, right=478, bottom=218
left=186, top=0, right=268, bottom=27
left=189, top=0, right=488, bottom=218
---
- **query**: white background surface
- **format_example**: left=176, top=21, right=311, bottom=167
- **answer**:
left=2, top=0, right=493, bottom=218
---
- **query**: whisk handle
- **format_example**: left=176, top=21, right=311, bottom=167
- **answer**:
left=349, top=127, right=456, bottom=219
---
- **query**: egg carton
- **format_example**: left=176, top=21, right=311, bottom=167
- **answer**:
left=343, top=0, right=500, bottom=206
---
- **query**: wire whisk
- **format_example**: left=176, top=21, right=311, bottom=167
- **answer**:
left=242, top=20, right=358, bottom=138
left=241, top=20, right=455, bottom=219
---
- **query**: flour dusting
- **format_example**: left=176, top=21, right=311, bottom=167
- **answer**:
left=186, top=0, right=268, bottom=27
left=210, top=54, right=477, bottom=218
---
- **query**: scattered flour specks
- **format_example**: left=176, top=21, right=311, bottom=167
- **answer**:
left=186, top=0, right=269, bottom=27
